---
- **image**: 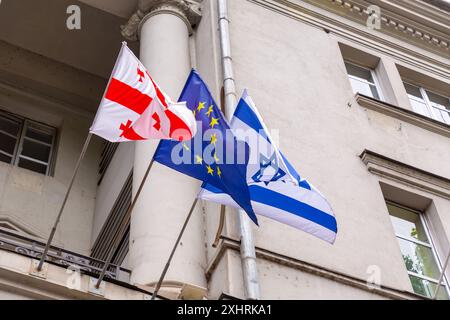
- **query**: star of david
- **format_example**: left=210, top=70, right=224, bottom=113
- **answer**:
left=251, top=153, right=286, bottom=185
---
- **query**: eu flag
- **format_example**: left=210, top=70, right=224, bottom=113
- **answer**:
left=153, top=70, right=258, bottom=225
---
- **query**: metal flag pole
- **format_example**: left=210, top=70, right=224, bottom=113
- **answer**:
left=433, top=247, right=450, bottom=300
left=37, top=133, right=93, bottom=271
left=150, top=197, right=199, bottom=300
left=95, top=157, right=156, bottom=288
left=37, top=42, right=127, bottom=272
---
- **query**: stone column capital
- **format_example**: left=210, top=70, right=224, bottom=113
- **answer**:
left=121, top=0, right=202, bottom=41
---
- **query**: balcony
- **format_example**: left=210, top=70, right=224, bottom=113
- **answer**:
left=0, top=227, right=130, bottom=282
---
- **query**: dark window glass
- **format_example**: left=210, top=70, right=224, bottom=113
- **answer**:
left=18, top=158, right=47, bottom=175
left=0, top=153, right=12, bottom=164
left=0, top=116, right=20, bottom=136
left=0, top=134, right=17, bottom=155
left=0, top=112, right=56, bottom=175
left=21, top=139, right=51, bottom=163
left=26, top=126, right=53, bottom=144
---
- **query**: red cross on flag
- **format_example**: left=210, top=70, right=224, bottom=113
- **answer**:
left=90, top=43, right=197, bottom=142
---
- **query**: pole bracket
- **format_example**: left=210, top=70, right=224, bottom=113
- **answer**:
left=29, top=260, right=48, bottom=279
left=89, top=277, right=105, bottom=296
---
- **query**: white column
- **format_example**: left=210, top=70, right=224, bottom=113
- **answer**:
left=124, top=1, right=206, bottom=294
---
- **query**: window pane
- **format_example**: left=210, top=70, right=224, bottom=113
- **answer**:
left=409, top=99, right=431, bottom=117
left=0, top=132, right=17, bottom=155
left=409, top=275, right=449, bottom=300
left=349, top=78, right=380, bottom=99
left=369, top=84, right=380, bottom=100
left=398, top=238, right=441, bottom=279
left=403, top=83, right=431, bottom=117
left=25, top=126, right=53, bottom=144
left=0, top=153, right=12, bottom=164
left=21, top=139, right=51, bottom=163
left=427, top=91, right=450, bottom=124
left=345, top=62, right=375, bottom=83
left=18, top=158, right=47, bottom=174
left=432, top=108, right=450, bottom=124
left=404, top=83, right=424, bottom=100
left=387, top=204, right=429, bottom=242
left=0, top=115, right=20, bottom=136
left=427, top=91, right=450, bottom=111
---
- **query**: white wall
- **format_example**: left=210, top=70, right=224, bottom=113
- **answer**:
left=200, top=0, right=450, bottom=299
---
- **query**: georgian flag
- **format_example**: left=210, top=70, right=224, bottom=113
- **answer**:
left=90, top=42, right=196, bottom=142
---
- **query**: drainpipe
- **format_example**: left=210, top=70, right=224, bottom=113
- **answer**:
left=217, top=0, right=261, bottom=300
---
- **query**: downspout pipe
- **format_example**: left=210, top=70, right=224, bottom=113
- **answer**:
left=217, top=0, right=261, bottom=300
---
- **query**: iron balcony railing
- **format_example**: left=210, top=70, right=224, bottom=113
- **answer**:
left=0, top=228, right=131, bottom=283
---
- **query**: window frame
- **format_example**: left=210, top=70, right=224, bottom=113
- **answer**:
left=0, top=112, right=24, bottom=165
left=403, top=81, right=450, bottom=125
left=0, top=110, right=57, bottom=176
left=387, top=201, right=450, bottom=299
left=344, top=60, right=384, bottom=101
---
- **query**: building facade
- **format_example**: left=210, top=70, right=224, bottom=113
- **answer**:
left=0, top=0, right=449, bottom=300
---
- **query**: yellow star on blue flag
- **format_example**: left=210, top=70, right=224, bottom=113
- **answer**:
left=153, top=70, right=258, bottom=225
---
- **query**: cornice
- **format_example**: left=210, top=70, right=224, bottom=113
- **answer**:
left=360, top=149, right=450, bottom=200
left=421, top=0, right=450, bottom=14
left=384, top=0, right=450, bottom=31
left=249, top=0, right=449, bottom=80
left=355, top=93, right=450, bottom=138
left=206, top=236, right=423, bottom=300
left=121, top=0, right=202, bottom=41
left=317, top=0, right=450, bottom=53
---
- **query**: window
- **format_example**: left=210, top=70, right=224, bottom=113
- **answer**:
left=345, top=61, right=382, bottom=100
left=387, top=202, right=449, bottom=300
left=404, top=82, right=450, bottom=125
left=0, top=111, right=56, bottom=175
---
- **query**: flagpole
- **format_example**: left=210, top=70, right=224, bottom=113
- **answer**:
left=38, top=43, right=129, bottom=272
left=95, top=157, right=156, bottom=288
left=37, top=133, right=93, bottom=271
left=150, top=197, right=199, bottom=300
left=433, top=248, right=450, bottom=299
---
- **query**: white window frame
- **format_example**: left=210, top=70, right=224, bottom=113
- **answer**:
left=0, top=110, right=56, bottom=176
left=404, top=82, right=450, bottom=125
left=388, top=201, right=450, bottom=299
left=344, top=61, right=384, bottom=101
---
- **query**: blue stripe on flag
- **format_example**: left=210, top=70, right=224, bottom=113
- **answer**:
left=203, top=183, right=336, bottom=233
left=234, top=100, right=270, bottom=142
left=249, top=185, right=337, bottom=233
left=280, top=152, right=311, bottom=190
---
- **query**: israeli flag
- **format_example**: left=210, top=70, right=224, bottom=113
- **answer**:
left=200, top=91, right=337, bottom=243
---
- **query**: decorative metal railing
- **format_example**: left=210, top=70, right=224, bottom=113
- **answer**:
left=0, top=228, right=131, bottom=283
